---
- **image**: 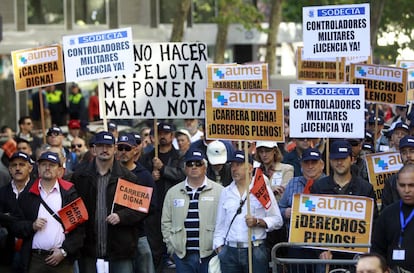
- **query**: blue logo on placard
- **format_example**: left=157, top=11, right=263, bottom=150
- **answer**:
left=317, top=7, right=365, bottom=17
left=296, top=88, right=304, bottom=95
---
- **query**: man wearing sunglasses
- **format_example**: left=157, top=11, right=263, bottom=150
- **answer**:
left=161, top=149, right=223, bottom=273
left=117, top=133, right=157, bottom=273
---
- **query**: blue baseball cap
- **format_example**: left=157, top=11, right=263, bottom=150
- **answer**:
left=38, top=151, right=61, bottom=166
left=302, top=148, right=321, bottom=161
left=117, top=133, right=137, bottom=146
left=230, top=150, right=253, bottom=164
left=94, top=131, right=115, bottom=145
left=184, top=149, right=205, bottom=162
left=10, top=151, right=33, bottom=164
left=330, top=140, right=352, bottom=159
left=400, top=135, right=414, bottom=149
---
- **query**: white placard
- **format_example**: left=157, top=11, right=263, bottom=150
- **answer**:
left=289, top=84, right=365, bottom=138
left=99, top=42, right=208, bottom=119
left=62, top=27, right=135, bottom=82
left=302, top=3, right=370, bottom=58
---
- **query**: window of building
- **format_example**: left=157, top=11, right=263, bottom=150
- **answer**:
left=74, top=0, right=106, bottom=25
left=27, top=0, right=64, bottom=24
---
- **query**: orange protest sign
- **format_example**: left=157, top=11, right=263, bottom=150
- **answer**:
left=250, top=168, right=271, bottom=210
left=57, top=197, right=88, bottom=233
left=113, top=178, right=153, bottom=213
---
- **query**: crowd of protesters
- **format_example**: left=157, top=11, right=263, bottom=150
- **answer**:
left=0, top=101, right=413, bottom=273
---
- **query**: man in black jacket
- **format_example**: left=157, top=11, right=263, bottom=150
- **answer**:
left=0, top=152, right=34, bottom=273
left=71, top=131, right=147, bottom=273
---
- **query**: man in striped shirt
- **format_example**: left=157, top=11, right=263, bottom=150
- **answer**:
left=161, top=148, right=223, bottom=273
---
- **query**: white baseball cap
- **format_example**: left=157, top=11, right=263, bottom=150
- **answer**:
left=256, top=141, right=278, bottom=149
left=206, top=141, right=227, bottom=165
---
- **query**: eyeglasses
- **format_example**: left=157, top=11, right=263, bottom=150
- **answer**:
left=117, top=145, right=132, bottom=152
left=185, top=161, right=204, bottom=168
left=71, top=144, right=83, bottom=149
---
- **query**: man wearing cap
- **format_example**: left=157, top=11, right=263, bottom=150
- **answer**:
left=140, top=122, right=186, bottom=273
left=311, top=140, right=377, bottom=208
left=348, top=138, right=370, bottom=183
left=161, top=149, right=223, bottom=272
left=206, top=140, right=232, bottom=187
left=388, top=122, right=410, bottom=152
left=382, top=135, right=414, bottom=210
left=70, top=131, right=147, bottom=273
left=310, top=140, right=378, bottom=261
left=279, top=148, right=326, bottom=272
left=0, top=152, right=34, bottom=272
left=108, top=122, right=119, bottom=139
left=12, top=151, right=84, bottom=273
left=213, top=150, right=283, bottom=273
left=46, top=126, right=78, bottom=175
left=117, top=133, right=157, bottom=273
left=367, top=115, right=389, bottom=152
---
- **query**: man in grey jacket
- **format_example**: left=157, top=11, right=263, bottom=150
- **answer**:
left=161, top=148, right=223, bottom=273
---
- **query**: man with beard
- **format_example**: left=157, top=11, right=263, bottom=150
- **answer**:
left=140, top=122, right=185, bottom=273
left=70, top=131, right=146, bottom=273
left=117, top=133, right=156, bottom=273
left=382, top=135, right=414, bottom=210
left=310, top=140, right=378, bottom=267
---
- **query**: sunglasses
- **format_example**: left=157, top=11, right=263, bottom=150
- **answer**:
left=185, top=161, right=204, bottom=168
left=47, top=132, right=61, bottom=137
left=71, top=144, right=83, bottom=148
left=117, top=145, right=132, bottom=152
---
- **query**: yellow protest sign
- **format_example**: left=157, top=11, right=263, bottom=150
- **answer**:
left=289, top=194, right=374, bottom=253
left=296, top=47, right=345, bottom=82
left=349, top=63, right=407, bottom=105
left=365, top=151, right=403, bottom=207
left=11, top=45, right=65, bottom=91
left=205, top=88, right=284, bottom=142
left=207, top=63, right=268, bottom=90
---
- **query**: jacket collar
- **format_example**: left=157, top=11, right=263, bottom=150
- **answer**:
left=29, top=177, right=73, bottom=195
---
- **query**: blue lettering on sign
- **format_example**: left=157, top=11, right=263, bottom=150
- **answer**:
left=78, top=31, right=128, bottom=44
left=306, top=87, right=360, bottom=96
left=317, top=7, right=365, bottom=17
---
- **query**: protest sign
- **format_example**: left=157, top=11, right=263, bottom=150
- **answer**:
left=207, top=63, right=268, bottom=90
left=344, top=55, right=371, bottom=82
left=205, top=88, right=284, bottom=142
left=11, top=45, right=65, bottom=91
left=250, top=168, right=271, bottom=210
left=289, top=84, right=365, bottom=138
left=296, top=46, right=345, bottom=82
left=289, top=193, right=373, bottom=253
left=62, top=27, right=135, bottom=82
left=57, top=197, right=88, bottom=233
left=365, top=151, right=402, bottom=207
left=349, top=63, right=407, bottom=105
left=396, top=60, right=414, bottom=68
left=99, top=42, right=208, bottom=119
left=408, top=69, right=414, bottom=101
left=396, top=61, right=414, bottom=101
left=113, top=178, right=153, bottom=213
left=302, top=3, right=370, bottom=58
